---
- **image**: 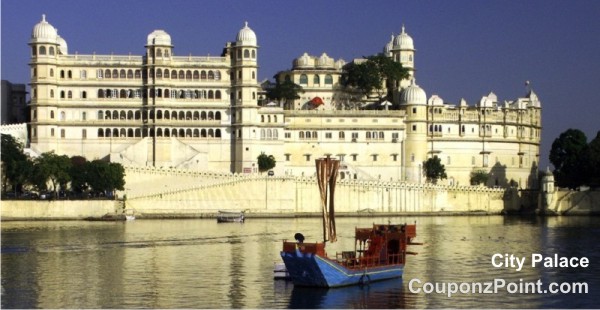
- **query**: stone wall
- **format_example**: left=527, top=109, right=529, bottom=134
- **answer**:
left=1, top=200, right=117, bottom=220
left=548, top=190, right=600, bottom=215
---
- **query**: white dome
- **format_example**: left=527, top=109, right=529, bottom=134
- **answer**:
left=236, top=22, right=257, bottom=45
left=317, top=53, right=334, bottom=68
left=400, top=80, right=427, bottom=105
left=147, top=30, right=172, bottom=46
left=31, top=14, right=58, bottom=43
left=393, top=25, right=414, bottom=50
left=57, top=35, right=68, bottom=54
left=383, top=34, right=394, bottom=55
left=294, top=53, right=314, bottom=68
left=334, top=59, right=346, bottom=69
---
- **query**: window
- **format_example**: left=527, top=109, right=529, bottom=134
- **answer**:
left=325, top=75, right=333, bottom=85
left=412, top=125, right=417, bottom=131
left=82, top=129, right=87, bottom=139
left=313, top=75, right=320, bottom=85
left=285, top=154, right=291, bottom=161
left=299, top=74, right=308, bottom=85
left=50, top=111, right=55, bottom=119
left=339, top=131, right=345, bottom=140
left=61, top=129, right=65, bottom=138
left=351, top=154, right=358, bottom=161
left=51, top=128, right=55, bottom=137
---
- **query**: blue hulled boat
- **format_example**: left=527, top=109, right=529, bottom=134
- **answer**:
left=281, top=223, right=418, bottom=288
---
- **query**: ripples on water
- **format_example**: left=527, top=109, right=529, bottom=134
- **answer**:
left=2, top=216, right=598, bottom=308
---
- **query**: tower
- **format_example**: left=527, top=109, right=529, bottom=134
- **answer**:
left=228, top=22, right=261, bottom=173
left=400, top=80, right=428, bottom=183
left=28, top=14, right=62, bottom=150
left=391, top=25, right=415, bottom=89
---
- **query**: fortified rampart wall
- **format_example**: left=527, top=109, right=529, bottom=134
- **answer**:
left=123, top=167, right=514, bottom=217
left=1, top=200, right=116, bottom=220
left=548, top=190, right=600, bottom=215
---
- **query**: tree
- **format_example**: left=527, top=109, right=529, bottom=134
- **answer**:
left=265, top=79, right=304, bottom=110
left=341, top=54, right=410, bottom=101
left=549, top=129, right=588, bottom=189
left=1, top=134, right=31, bottom=193
left=423, top=157, right=447, bottom=184
left=582, top=131, right=600, bottom=187
left=86, top=160, right=125, bottom=196
left=257, top=152, right=276, bottom=173
left=470, top=169, right=490, bottom=186
left=70, top=156, right=89, bottom=193
left=31, top=152, right=72, bottom=193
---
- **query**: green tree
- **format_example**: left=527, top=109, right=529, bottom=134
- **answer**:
left=583, top=131, right=600, bottom=187
left=1, top=134, right=30, bottom=193
left=549, top=129, right=588, bottom=189
left=470, top=169, right=490, bottom=186
left=341, top=54, right=410, bottom=101
left=265, top=79, right=304, bottom=110
left=31, top=152, right=72, bottom=194
left=257, top=152, right=276, bottom=173
left=423, top=156, right=447, bottom=184
left=86, top=160, right=125, bottom=196
left=70, top=156, right=89, bottom=193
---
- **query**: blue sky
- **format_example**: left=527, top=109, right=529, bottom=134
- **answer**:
left=2, top=0, right=600, bottom=169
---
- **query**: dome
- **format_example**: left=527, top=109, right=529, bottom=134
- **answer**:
left=334, top=59, right=346, bottom=69
left=236, top=22, right=257, bottom=45
left=393, top=25, right=414, bottom=50
left=317, top=53, right=333, bottom=68
left=57, top=35, right=68, bottom=54
left=400, top=80, right=427, bottom=105
left=383, top=34, right=394, bottom=55
left=147, top=30, right=172, bottom=46
left=294, top=53, right=314, bottom=68
left=31, top=14, right=58, bottom=43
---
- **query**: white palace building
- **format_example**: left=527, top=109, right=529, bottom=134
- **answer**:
left=27, top=15, right=541, bottom=188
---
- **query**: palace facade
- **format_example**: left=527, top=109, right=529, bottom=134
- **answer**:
left=27, top=15, right=541, bottom=188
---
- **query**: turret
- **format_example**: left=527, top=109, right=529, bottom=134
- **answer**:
left=400, top=80, right=427, bottom=183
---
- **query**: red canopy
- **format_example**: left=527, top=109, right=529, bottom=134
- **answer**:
left=310, top=97, right=324, bottom=106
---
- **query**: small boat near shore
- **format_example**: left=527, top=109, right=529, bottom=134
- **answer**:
left=216, top=210, right=245, bottom=223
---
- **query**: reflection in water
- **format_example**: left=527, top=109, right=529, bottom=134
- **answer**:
left=2, top=216, right=599, bottom=308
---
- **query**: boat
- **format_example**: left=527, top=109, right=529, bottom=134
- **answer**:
left=279, top=156, right=419, bottom=287
left=281, top=223, right=418, bottom=287
left=124, top=209, right=135, bottom=221
left=216, top=210, right=245, bottom=223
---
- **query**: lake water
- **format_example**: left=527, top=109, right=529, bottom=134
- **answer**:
left=2, top=216, right=599, bottom=308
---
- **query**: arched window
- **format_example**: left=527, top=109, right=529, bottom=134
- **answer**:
left=178, top=111, right=185, bottom=120
left=201, top=71, right=207, bottom=79
left=49, top=46, right=55, bottom=55
left=208, top=90, right=214, bottom=99
left=300, top=131, right=305, bottom=139
left=171, top=70, right=177, bottom=79
left=105, top=69, right=111, bottom=78
left=193, top=70, right=199, bottom=80
left=215, top=111, right=221, bottom=120
left=97, top=128, right=104, bottom=137
left=67, top=91, right=72, bottom=99
left=164, top=70, right=170, bottom=78
left=112, top=128, right=119, bottom=137
left=201, top=129, right=207, bottom=138
left=261, top=115, right=265, bottom=122
left=208, top=129, right=214, bottom=138
left=82, top=91, right=87, bottom=99
left=215, top=90, right=222, bottom=99
left=112, top=110, right=118, bottom=119
left=178, top=70, right=184, bottom=79
left=120, top=70, right=126, bottom=79
left=39, top=46, right=46, bottom=55
left=60, top=70, right=65, bottom=78
left=128, top=129, right=134, bottom=137
left=214, top=71, right=221, bottom=80
left=171, top=111, right=177, bottom=120
left=251, top=50, right=256, bottom=59
left=208, top=71, right=214, bottom=79
left=193, top=111, right=199, bottom=120
left=208, top=111, right=214, bottom=120
left=120, top=128, right=126, bottom=137
left=299, top=74, right=308, bottom=85
left=313, top=75, right=320, bottom=85
left=97, top=111, right=103, bottom=120
left=127, top=69, right=133, bottom=79
left=60, top=91, right=65, bottom=98
left=185, top=70, right=191, bottom=80
left=201, top=111, right=207, bottom=120
left=313, top=131, right=318, bottom=139
left=193, top=129, right=199, bottom=138
left=50, top=69, right=54, bottom=77
left=156, top=49, right=162, bottom=57
left=325, top=74, right=333, bottom=85
left=105, top=110, right=111, bottom=119
left=186, top=111, right=192, bottom=120
left=112, top=69, right=118, bottom=79
left=215, top=129, right=221, bottom=138
left=50, top=90, right=54, bottom=98
left=261, top=129, right=265, bottom=139
left=156, top=69, right=162, bottom=79
left=127, top=111, right=133, bottom=119
left=135, top=70, right=141, bottom=79
left=120, top=111, right=126, bottom=120
left=179, top=129, right=185, bottom=137
left=244, top=49, right=250, bottom=58
left=252, top=71, right=256, bottom=80
left=120, top=89, right=127, bottom=98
